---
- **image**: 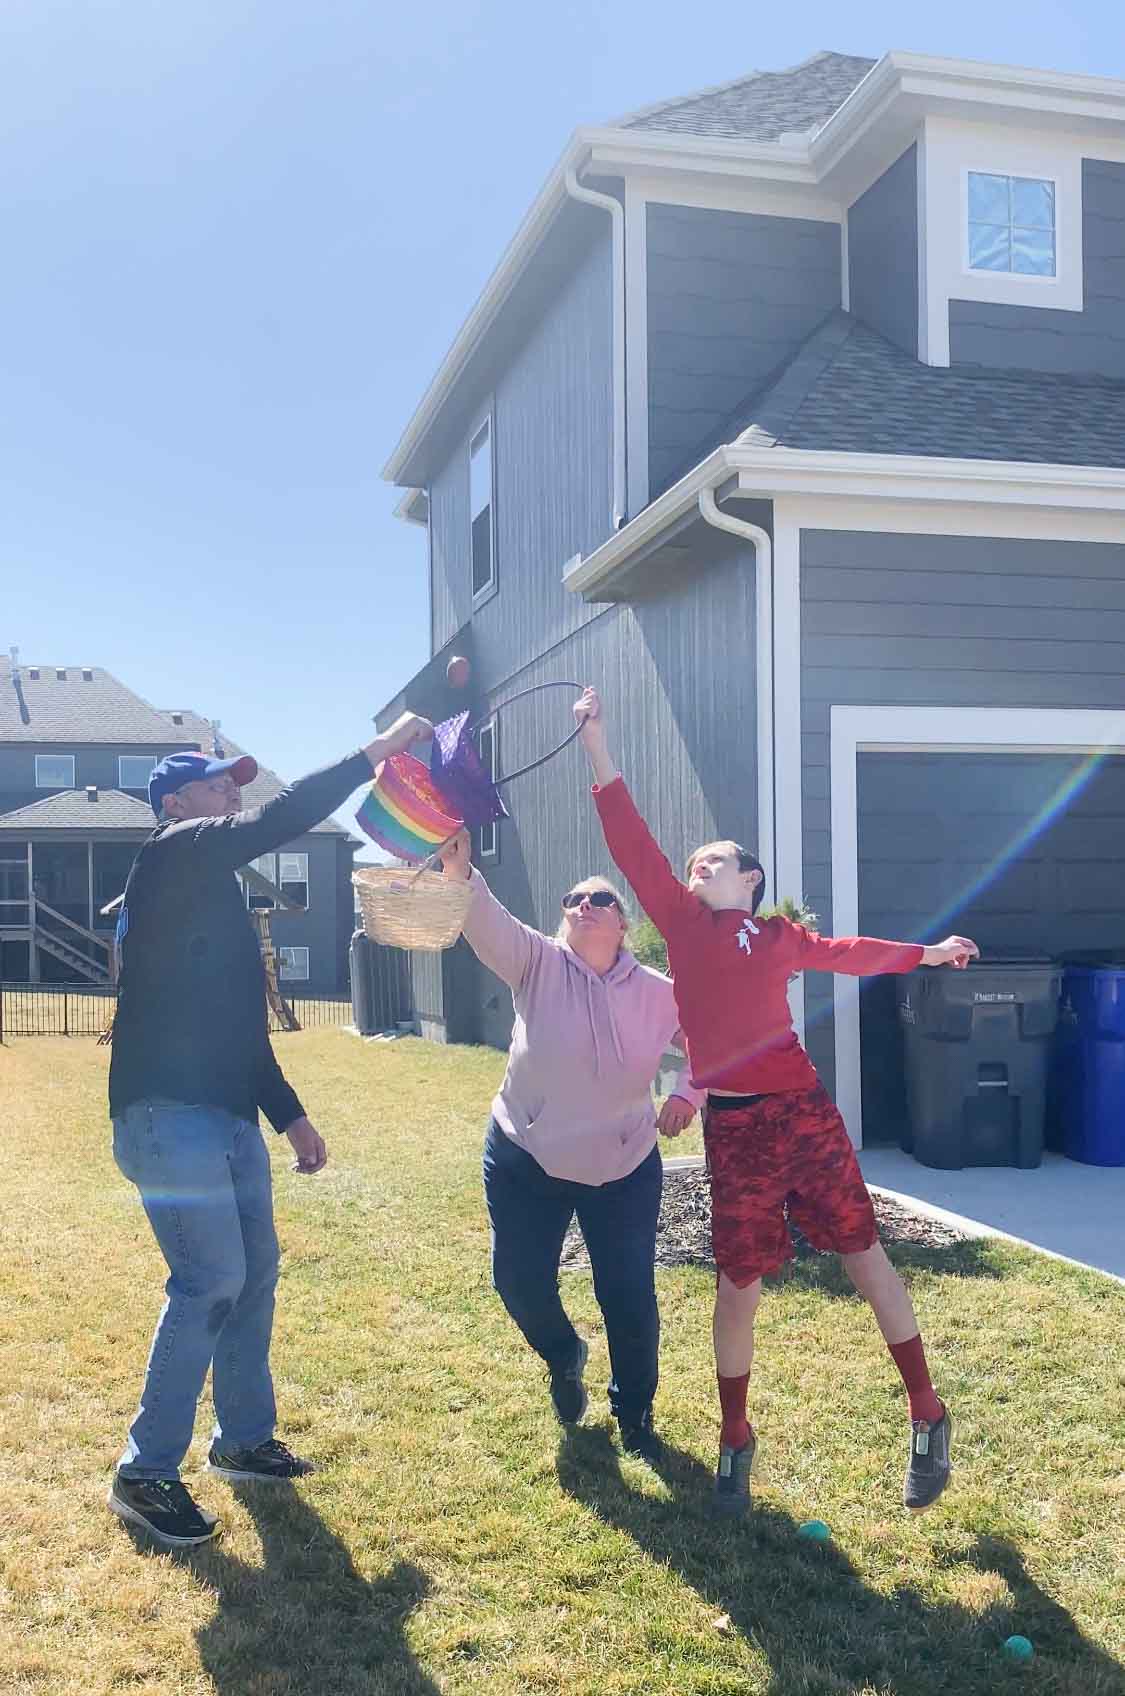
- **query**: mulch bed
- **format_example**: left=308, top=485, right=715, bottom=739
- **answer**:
left=560, top=1160, right=967, bottom=1274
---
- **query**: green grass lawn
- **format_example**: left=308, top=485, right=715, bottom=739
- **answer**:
left=1, top=1030, right=1122, bottom=1696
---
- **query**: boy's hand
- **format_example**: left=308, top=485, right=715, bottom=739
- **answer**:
left=922, top=935, right=979, bottom=970
left=438, top=828, right=473, bottom=882
left=574, top=687, right=606, bottom=743
left=657, top=1095, right=697, bottom=1137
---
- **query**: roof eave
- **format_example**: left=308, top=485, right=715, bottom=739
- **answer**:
left=564, top=447, right=1125, bottom=599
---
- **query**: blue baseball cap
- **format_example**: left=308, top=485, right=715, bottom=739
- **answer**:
left=149, top=750, right=258, bottom=817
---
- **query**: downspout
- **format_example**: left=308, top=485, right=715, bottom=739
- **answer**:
left=697, top=485, right=775, bottom=894
left=564, top=167, right=626, bottom=531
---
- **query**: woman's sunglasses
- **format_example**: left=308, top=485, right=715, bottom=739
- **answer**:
left=561, top=889, right=620, bottom=911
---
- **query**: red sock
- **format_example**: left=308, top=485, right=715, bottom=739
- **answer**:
left=888, top=1334, right=944, bottom=1425
left=717, top=1372, right=753, bottom=1451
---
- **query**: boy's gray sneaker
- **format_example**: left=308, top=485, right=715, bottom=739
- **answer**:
left=904, top=1409, right=953, bottom=1512
left=549, top=1338, right=589, bottom=1425
left=108, top=1473, right=221, bottom=1547
left=206, top=1437, right=315, bottom=1482
left=713, top=1435, right=756, bottom=1517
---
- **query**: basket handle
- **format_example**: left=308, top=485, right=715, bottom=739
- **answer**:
left=468, top=680, right=586, bottom=787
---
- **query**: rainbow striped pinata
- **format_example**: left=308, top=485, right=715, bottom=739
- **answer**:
left=355, top=753, right=464, bottom=863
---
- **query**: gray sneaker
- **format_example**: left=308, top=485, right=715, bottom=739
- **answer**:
left=904, top=1409, right=953, bottom=1512
left=549, top=1338, right=589, bottom=1425
left=713, top=1435, right=756, bottom=1517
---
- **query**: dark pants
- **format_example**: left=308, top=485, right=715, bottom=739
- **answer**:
left=482, top=1121, right=662, bottom=1426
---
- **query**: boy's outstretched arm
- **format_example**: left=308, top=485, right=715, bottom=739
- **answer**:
left=575, top=687, right=697, bottom=937
left=787, top=923, right=979, bottom=975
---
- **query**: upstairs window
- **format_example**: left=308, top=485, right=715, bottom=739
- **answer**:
left=470, top=417, right=495, bottom=600
left=246, top=852, right=277, bottom=911
left=36, top=754, right=75, bottom=789
left=968, top=172, right=1056, bottom=277
left=118, top=755, right=157, bottom=790
left=279, top=851, right=309, bottom=910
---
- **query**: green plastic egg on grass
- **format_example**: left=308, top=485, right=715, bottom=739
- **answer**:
left=1002, top=1635, right=1034, bottom=1664
left=797, top=1519, right=831, bottom=1542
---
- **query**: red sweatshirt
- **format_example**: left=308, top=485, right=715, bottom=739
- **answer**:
left=594, top=778, right=924, bottom=1096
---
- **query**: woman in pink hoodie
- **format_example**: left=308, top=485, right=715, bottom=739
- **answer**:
left=440, top=831, right=702, bottom=1463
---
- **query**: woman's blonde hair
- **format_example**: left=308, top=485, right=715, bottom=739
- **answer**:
left=554, top=875, right=631, bottom=942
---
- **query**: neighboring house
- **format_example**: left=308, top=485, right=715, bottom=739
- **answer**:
left=377, top=47, right=1125, bottom=1151
left=0, top=655, right=357, bottom=992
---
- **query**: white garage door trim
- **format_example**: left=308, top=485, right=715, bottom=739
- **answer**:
left=830, top=705, right=1125, bottom=1147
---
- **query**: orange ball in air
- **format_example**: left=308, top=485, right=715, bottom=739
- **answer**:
left=446, top=655, right=471, bottom=688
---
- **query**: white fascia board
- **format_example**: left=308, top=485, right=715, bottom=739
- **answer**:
left=564, top=446, right=1125, bottom=600
left=393, top=488, right=429, bottom=526
left=583, top=126, right=818, bottom=183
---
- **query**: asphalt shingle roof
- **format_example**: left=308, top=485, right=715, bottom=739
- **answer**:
left=0, top=660, right=188, bottom=744
left=618, top=51, right=877, bottom=143
left=724, top=311, right=1125, bottom=467
left=0, top=788, right=155, bottom=831
left=164, top=711, right=349, bottom=835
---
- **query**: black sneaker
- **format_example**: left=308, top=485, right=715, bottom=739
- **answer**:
left=618, top=1410, right=663, bottom=1467
left=206, top=1437, right=315, bottom=1482
left=107, top=1473, right=221, bottom=1547
left=904, top=1409, right=953, bottom=1512
left=713, top=1436, right=756, bottom=1518
left=548, top=1338, right=589, bottom=1425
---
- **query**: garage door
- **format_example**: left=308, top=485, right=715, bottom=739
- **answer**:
left=857, top=751, right=1125, bottom=1143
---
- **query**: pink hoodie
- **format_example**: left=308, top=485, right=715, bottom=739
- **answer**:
left=462, top=869, right=704, bottom=1184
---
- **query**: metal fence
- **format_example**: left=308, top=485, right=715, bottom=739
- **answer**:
left=0, top=982, right=353, bottom=1039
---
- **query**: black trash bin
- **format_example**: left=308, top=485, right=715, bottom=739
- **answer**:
left=350, top=929, right=376, bottom=1035
left=897, top=958, right=1061, bottom=1170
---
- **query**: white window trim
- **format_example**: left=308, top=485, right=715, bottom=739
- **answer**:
left=35, top=754, right=75, bottom=789
left=118, top=755, right=156, bottom=788
left=477, top=715, right=499, bottom=860
left=280, top=850, right=310, bottom=910
left=962, top=167, right=1058, bottom=284
left=830, top=705, right=1125, bottom=1149
left=469, top=406, right=497, bottom=607
left=278, top=945, right=310, bottom=981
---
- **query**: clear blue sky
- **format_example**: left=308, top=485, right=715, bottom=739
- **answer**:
left=1, top=1, right=1117, bottom=815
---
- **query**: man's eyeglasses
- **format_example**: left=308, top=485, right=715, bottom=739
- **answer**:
left=561, top=889, right=620, bottom=911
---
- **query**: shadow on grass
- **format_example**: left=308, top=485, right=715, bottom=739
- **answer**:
left=773, top=1232, right=1006, bottom=1298
left=557, top=1428, right=1123, bottom=1696
left=123, top=1483, right=439, bottom=1695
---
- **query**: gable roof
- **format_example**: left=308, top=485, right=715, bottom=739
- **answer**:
left=162, top=710, right=351, bottom=837
left=0, top=788, right=155, bottom=831
left=616, top=51, right=878, bottom=143
left=714, top=311, right=1125, bottom=469
left=0, top=659, right=189, bottom=745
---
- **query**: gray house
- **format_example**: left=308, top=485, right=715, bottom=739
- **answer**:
left=0, top=655, right=357, bottom=992
left=378, top=48, right=1125, bottom=1149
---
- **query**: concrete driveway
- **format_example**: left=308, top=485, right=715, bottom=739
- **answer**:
left=858, top=1147, right=1125, bottom=1284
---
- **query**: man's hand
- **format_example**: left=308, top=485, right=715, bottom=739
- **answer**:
left=437, top=827, right=473, bottom=882
left=285, top=1115, right=328, bottom=1174
left=921, top=935, right=980, bottom=970
left=574, top=687, right=619, bottom=786
left=656, top=1095, right=697, bottom=1138
left=364, top=711, right=434, bottom=770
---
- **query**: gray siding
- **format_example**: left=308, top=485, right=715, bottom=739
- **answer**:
left=427, top=229, right=614, bottom=673
left=799, top=527, right=1125, bottom=1093
left=949, top=159, right=1125, bottom=377
left=471, top=535, right=759, bottom=1050
left=0, top=742, right=189, bottom=809
left=847, top=145, right=918, bottom=356
left=647, top=204, right=841, bottom=494
left=256, top=833, right=353, bottom=993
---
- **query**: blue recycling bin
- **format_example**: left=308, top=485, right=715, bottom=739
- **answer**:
left=1051, top=967, right=1125, bottom=1167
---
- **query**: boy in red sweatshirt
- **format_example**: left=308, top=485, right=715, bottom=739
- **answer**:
left=575, top=688, right=978, bottom=1517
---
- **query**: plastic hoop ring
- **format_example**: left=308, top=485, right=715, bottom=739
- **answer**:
left=470, top=681, right=586, bottom=788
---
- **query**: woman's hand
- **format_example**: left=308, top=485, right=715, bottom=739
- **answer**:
left=438, top=827, right=473, bottom=882
left=921, top=935, right=979, bottom=970
left=364, top=711, right=433, bottom=770
left=657, top=1095, right=697, bottom=1137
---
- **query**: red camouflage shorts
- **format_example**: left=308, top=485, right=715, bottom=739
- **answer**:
left=703, top=1084, right=878, bottom=1287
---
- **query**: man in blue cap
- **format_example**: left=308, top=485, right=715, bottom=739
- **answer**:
left=107, top=713, right=430, bottom=1547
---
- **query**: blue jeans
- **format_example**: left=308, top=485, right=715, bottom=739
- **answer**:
left=112, top=1100, right=280, bottom=1479
left=483, top=1122, right=662, bottom=1426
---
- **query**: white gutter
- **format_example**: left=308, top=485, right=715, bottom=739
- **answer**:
left=564, top=168, right=626, bottom=531
left=697, top=486, right=775, bottom=886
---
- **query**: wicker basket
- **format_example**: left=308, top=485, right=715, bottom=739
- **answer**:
left=353, top=865, right=472, bottom=951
